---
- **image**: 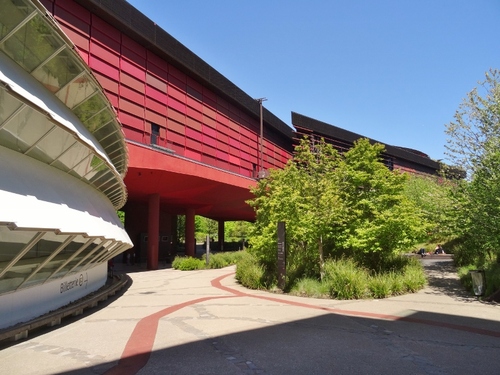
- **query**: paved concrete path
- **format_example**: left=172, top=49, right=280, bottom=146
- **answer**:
left=1, top=258, right=499, bottom=374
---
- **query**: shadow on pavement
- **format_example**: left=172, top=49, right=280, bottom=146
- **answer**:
left=52, top=309, right=500, bottom=375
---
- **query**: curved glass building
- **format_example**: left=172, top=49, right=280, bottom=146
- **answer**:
left=0, top=0, right=132, bottom=329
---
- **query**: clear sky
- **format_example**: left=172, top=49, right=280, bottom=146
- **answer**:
left=127, top=0, right=500, bottom=162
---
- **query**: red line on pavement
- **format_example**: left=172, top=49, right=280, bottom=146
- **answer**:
left=104, top=294, right=234, bottom=375
left=213, top=272, right=500, bottom=338
left=106, top=270, right=500, bottom=375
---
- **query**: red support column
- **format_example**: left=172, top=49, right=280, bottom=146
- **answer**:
left=147, top=194, right=160, bottom=270
left=218, top=220, right=225, bottom=252
left=185, top=209, right=195, bottom=257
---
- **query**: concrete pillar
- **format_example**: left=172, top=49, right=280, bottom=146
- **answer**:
left=185, top=209, right=195, bottom=257
left=218, top=220, right=225, bottom=252
left=147, top=194, right=160, bottom=270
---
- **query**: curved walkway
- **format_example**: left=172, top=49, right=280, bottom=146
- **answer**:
left=1, top=258, right=499, bottom=375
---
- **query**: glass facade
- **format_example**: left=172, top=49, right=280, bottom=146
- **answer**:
left=0, top=0, right=132, bottom=302
left=0, top=224, right=125, bottom=295
left=0, top=0, right=129, bottom=208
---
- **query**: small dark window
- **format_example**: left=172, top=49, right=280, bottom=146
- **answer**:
left=151, top=123, right=160, bottom=145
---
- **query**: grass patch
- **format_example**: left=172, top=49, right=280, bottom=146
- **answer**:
left=368, top=274, right=393, bottom=298
left=174, top=251, right=428, bottom=300
left=172, top=256, right=205, bottom=270
left=235, top=252, right=267, bottom=289
left=288, top=256, right=426, bottom=300
left=289, top=278, right=329, bottom=298
left=173, top=251, right=246, bottom=271
left=323, top=258, right=369, bottom=299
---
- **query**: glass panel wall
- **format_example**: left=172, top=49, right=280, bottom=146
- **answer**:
left=2, top=15, right=65, bottom=72
left=0, top=0, right=36, bottom=41
left=0, top=0, right=128, bottom=207
left=32, top=47, right=84, bottom=93
left=0, top=225, right=122, bottom=295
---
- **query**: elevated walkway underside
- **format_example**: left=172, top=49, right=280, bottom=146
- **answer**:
left=124, top=142, right=258, bottom=222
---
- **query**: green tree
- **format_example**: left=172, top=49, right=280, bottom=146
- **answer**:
left=225, top=221, right=252, bottom=242
left=248, top=137, right=344, bottom=280
left=445, top=69, right=500, bottom=179
left=248, top=137, right=427, bottom=283
left=197, top=216, right=218, bottom=241
left=403, top=174, right=459, bottom=240
left=461, top=145, right=500, bottom=263
left=445, top=69, right=500, bottom=265
left=335, top=139, right=428, bottom=268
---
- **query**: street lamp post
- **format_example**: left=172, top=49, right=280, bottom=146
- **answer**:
left=255, top=97, right=267, bottom=177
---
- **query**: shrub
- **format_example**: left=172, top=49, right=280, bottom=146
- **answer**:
left=401, top=261, right=427, bottom=292
left=289, top=277, right=329, bottom=298
left=203, top=250, right=246, bottom=269
left=388, top=271, right=406, bottom=295
left=457, top=265, right=475, bottom=292
left=368, top=274, right=393, bottom=299
left=485, top=262, right=500, bottom=297
left=172, top=256, right=205, bottom=270
left=207, top=252, right=230, bottom=269
left=323, top=258, right=369, bottom=299
left=235, top=253, right=267, bottom=289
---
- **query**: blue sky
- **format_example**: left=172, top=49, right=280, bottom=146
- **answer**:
left=127, top=0, right=500, bottom=162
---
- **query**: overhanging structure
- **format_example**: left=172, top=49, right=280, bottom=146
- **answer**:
left=0, top=0, right=132, bottom=329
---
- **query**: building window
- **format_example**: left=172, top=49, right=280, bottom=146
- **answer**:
left=151, top=123, right=160, bottom=145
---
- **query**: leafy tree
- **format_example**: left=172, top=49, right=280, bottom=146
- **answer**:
left=248, top=137, right=427, bottom=284
left=334, top=139, right=428, bottom=268
left=445, top=69, right=500, bottom=265
left=461, top=145, right=500, bottom=263
left=445, top=69, right=500, bottom=179
left=403, top=174, right=461, bottom=240
left=248, top=138, right=344, bottom=280
left=225, top=221, right=252, bottom=242
left=196, top=216, right=217, bottom=241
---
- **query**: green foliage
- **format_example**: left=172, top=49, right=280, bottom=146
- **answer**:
left=287, top=256, right=425, bottom=299
left=117, top=210, right=125, bottom=225
left=289, top=278, right=330, bottom=298
left=457, top=265, right=476, bottom=292
left=177, top=216, right=186, bottom=243
left=445, top=69, right=500, bottom=269
left=458, top=261, right=500, bottom=298
left=323, top=258, right=369, bottom=299
left=195, top=218, right=252, bottom=243
left=445, top=69, right=500, bottom=178
left=225, top=221, right=253, bottom=242
left=204, top=253, right=229, bottom=268
left=404, top=175, right=460, bottom=240
left=235, top=252, right=269, bottom=289
left=171, top=256, right=205, bottom=270
left=335, top=139, right=428, bottom=268
left=203, top=251, right=242, bottom=269
left=173, top=251, right=247, bottom=271
left=484, top=262, right=500, bottom=297
left=368, top=274, right=393, bottom=299
left=247, top=137, right=429, bottom=285
left=401, top=260, right=427, bottom=292
left=196, top=216, right=218, bottom=241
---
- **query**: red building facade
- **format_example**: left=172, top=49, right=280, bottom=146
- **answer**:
left=40, top=0, right=293, bottom=269
left=35, top=0, right=444, bottom=271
